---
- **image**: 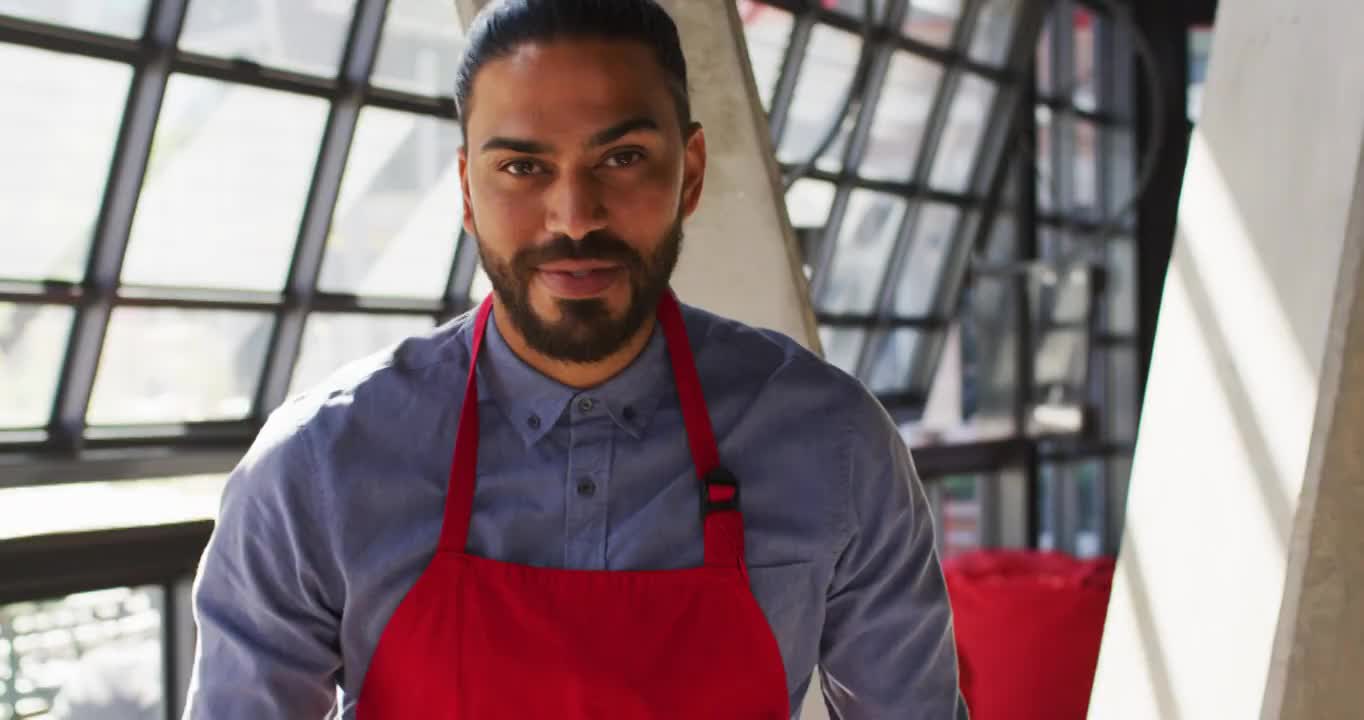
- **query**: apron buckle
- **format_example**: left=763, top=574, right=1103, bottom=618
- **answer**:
left=702, top=467, right=741, bottom=515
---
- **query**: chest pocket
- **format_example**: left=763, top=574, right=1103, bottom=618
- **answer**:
left=746, top=562, right=822, bottom=695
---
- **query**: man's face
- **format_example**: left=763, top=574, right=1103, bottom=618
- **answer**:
left=459, top=38, right=707, bottom=363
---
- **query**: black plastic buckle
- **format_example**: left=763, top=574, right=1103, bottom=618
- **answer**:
left=702, top=467, right=741, bottom=516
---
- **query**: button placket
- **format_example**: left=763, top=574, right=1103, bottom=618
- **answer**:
left=564, top=412, right=611, bottom=569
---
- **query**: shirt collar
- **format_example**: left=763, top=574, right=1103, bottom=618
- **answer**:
left=476, top=312, right=671, bottom=448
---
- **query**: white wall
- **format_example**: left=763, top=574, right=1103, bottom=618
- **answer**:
left=1088, top=0, right=1364, bottom=717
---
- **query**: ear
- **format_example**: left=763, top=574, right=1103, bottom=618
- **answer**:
left=680, top=123, right=707, bottom=219
left=459, top=145, right=476, bottom=237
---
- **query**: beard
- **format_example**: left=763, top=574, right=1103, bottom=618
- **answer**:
left=476, top=219, right=683, bottom=364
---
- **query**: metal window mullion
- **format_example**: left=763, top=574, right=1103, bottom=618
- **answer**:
left=46, top=0, right=192, bottom=453
left=765, top=10, right=815, bottom=146
left=799, top=25, right=894, bottom=315
left=836, top=26, right=899, bottom=177
left=0, top=14, right=141, bottom=63
left=850, top=10, right=976, bottom=382
left=917, top=0, right=1052, bottom=391
left=254, top=0, right=391, bottom=417
left=441, top=228, right=483, bottom=322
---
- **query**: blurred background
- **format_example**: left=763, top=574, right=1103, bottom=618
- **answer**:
left=0, top=0, right=1224, bottom=717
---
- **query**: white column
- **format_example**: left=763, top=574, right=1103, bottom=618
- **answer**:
left=1088, top=0, right=1364, bottom=717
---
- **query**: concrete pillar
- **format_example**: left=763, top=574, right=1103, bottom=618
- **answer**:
left=453, top=0, right=820, bottom=350
left=1088, top=1, right=1364, bottom=717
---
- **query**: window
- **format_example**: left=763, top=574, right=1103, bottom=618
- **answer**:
left=0, top=0, right=149, bottom=38
left=179, top=0, right=357, bottom=77
left=0, top=45, right=131, bottom=281
left=1, top=0, right=481, bottom=485
left=319, top=108, right=464, bottom=300
left=1, top=587, right=166, bottom=720
left=122, top=77, right=330, bottom=293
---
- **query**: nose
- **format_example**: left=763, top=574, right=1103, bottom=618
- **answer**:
left=544, top=169, right=608, bottom=240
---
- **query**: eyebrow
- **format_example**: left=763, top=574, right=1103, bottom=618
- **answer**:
left=479, top=116, right=661, bottom=155
left=587, top=116, right=660, bottom=147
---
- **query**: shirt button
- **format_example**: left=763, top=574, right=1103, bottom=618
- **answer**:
left=577, top=397, right=595, bottom=414
left=527, top=414, right=541, bottom=430
left=576, top=479, right=597, bottom=497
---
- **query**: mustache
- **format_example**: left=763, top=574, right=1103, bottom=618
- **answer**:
left=513, top=231, right=643, bottom=271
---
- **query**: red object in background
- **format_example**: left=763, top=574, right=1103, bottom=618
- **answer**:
left=944, top=551, right=1116, bottom=720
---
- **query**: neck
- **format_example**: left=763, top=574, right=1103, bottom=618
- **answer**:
left=491, top=300, right=658, bottom=389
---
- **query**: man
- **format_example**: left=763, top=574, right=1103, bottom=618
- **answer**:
left=185, top=0, right=963, bottom=717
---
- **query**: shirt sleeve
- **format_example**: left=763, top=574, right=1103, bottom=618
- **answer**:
left=183, top=414, right=342, bottom=719
left=818, top=393, right=965, bottom=719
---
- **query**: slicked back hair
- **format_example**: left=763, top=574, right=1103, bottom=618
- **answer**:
left=454, top=0, right=692, bottom=137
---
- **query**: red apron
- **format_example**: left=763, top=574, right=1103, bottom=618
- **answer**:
left=357, top=292, right=791, bottom=719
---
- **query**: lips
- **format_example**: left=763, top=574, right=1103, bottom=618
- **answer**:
left=535, top=262, right=624, bottom=299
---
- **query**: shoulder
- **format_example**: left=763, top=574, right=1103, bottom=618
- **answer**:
left=225, top=311, right=476, bottom=515
left=679, top=301, right=888, bottom=430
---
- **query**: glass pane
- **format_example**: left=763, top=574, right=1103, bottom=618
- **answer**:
left=320, top=107, right=463, bottom=299
left=1106, top=348, right=1139, bottom=443
left=815, top=190, right=907, bottom=314
left=1105, top=127, right=1136, bottom=218
left=777, top=24, right=861, bottom=169
left=1050, top=266, right=1091, bottom=325
left=0, top=46, right=131, bottom=282
left=1036, top=464, right=1057, bottom=550
left=938, top=475, right=981, bottom=559
left=785, top=179, right=836, bottom=229
left=737, top=2, right=794, bottom=111
left=968, top=0, right=1021, bottom=67
left=982, top=210, right=1016, bottom=263
left=818, top=326, right=866, bottom=375
left=371, top=0, right=465, bottom=96
left=470, top=263, right=493, bottom=303
left=179, top=0, right=356, bottom=77
left=929, top=73, right=997, bottom=192
left=857, top=52, right=942, bottom=183
left=0, top=304, right=72, bottom=429
left=1074, top=460, right=1104, bottom=557
left=892, top=202, right=961, bottom=317
left=0, top=475, right=227, bottom=541
left=0, top=0, right=148, bottom=37
left=122, top=76, right=329, bottom=292
left=1073, top=7, right=1097, bottom=112
left=903, top=0, right=963, bottom=47
left=1105, top=237, right=1136, bottom=334
left=291, top=313, right=433, bottom=394
left=1, top=587, right=164, bottom=720
left=1073, top=118, right=1099, bottom=217
left=1035, top=15, right=1054, bottom=96
left=1034, top=328, right=1086, bottom=388
left=1035, top=105, right=1056, bottom=213
left=828, top=0, right=893, bottom=22
left=865, top=329, right=921, bottom=394
left=963, top=277, right=1018, bottom=426
left=1188, top=27, right=1213, bottom=122
left=87, top=308, right=273, bottom=425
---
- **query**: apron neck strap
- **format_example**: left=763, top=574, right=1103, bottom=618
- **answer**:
left=439, top=292, right=744, bottom=569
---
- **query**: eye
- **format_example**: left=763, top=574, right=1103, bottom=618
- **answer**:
left=603, top=150, right=645, bottom=169
left=501, top=159, right=544, bottom=177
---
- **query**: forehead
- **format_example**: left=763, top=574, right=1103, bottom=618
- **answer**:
left=464, top=39, right=680, bottom=142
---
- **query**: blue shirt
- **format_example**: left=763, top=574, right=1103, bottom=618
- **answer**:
left=184, top=301, right=963, bottom=719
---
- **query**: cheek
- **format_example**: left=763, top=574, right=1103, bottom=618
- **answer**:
left=604, top=167, right=683, bottom=228
left=470, top=180, right=544, bottom=244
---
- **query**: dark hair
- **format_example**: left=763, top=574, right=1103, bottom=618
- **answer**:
left=454, top=0, right=692, bottom=135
